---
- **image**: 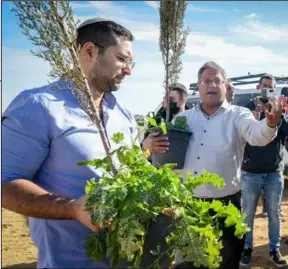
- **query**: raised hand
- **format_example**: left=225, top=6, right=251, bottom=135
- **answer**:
left=265, top=96, right=286, bottom=128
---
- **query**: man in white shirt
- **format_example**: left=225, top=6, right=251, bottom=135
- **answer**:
left=146, top=61, right=284, bottom=269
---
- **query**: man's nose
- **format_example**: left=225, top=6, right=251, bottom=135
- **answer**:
left=123, top=66, right=132, bottom=76
left=208, top=82, right=217, bottom=88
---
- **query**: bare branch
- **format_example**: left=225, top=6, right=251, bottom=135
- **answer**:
left=159, top=0, right=190, bottom=122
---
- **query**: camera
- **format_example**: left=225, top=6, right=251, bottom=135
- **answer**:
left=259, top=88, right=276, bottom=103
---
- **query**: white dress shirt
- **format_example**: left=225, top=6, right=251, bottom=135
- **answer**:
left=178, top=100, right=277, bottom=198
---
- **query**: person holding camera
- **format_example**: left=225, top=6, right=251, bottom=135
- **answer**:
left=240, top=74, right=288, bottom=267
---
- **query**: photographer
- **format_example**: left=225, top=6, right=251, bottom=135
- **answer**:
left=240, top=74, right=287, bottom=267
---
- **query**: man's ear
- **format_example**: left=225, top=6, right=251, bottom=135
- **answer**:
left=80, top=42, right=99, bottom=62
left=256, top=84, right=260, bottom=90
left=183, top=96, right=187, bottom=104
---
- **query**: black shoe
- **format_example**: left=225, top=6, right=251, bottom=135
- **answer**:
left=269, top=249, right=287, bottom=267
left=240, top=248, right=253, bottom=267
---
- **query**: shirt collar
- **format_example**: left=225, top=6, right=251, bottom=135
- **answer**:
left=195, top=99, right=231, bottom=117
left=103, top=92, right=117, bottom=109
left=221, top=99, right=230, bottom=109
left=59, top=79, right=117, bottom=110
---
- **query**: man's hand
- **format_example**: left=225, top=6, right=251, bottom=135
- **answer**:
left=265, top=95, right=286, bottom=128
left=71, top=195, right=101, bottom=232
left=177, top=97, right=187, bottom=113
left=142, top=132, right=169, bottom=154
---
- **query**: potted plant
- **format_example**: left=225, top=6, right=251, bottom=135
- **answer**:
left=79, top=132, right=249, bottom=269
left=149, top=116, right=192, bottom=169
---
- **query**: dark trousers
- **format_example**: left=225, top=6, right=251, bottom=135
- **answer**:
left=176, top=191, right=245, bottom=269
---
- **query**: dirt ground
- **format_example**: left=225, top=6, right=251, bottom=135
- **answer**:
left=2, top=189, right=288, bottom=269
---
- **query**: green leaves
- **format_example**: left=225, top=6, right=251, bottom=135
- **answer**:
left=112, top=132, right=125, bottom=144
left=173, top=116, right=188, bottom=131
left=210, top=200, right=223, bottom=212
left=147, top=117, right=168, bottom=135
left=159, top=118, right=167, bottom=134
left=185, top=170, right=225, bottom=192
left=78, top=157, right=112, bottom=173
left=80, top=132, right=248, bottom=268
left=85, top=178, right=97, bottom=194
left=85, top=233, right=106, bottom=262
left=147, top=117, right=158, bottom=127
left=147, top=115, right=189, bottom=134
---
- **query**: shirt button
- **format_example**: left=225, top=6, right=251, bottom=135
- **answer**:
left=201, top=143, right=203, bottom=146
left=195, top=171, right=198, bottom=175
left=197, top=157, right=200, bottom=159
left=204, top=130, right=206, bottom=133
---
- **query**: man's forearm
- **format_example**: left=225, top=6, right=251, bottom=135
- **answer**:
left=249, top=118, right=277, bottom=146
left=2, top=179, right=77, bottom=220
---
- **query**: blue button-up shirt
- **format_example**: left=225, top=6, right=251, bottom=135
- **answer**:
left=2, top=80, right=138, bottom=268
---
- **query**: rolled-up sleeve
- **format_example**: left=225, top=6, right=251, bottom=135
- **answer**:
left=2, top=92, right=51, bottom=185
left=236, top=107, right=277, bottom=146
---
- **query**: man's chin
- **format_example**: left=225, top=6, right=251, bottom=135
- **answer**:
left=108, top=84, right=121, bottom=92
left=202, top=99, right=223, bottom=108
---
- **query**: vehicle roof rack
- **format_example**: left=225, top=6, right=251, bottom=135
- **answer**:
left=189, top=73, right=288, bottom=91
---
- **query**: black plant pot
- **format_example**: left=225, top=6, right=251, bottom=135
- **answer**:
left=151, top=129, right=192, bottom=169
left=117, top=214, right=175, bottom=269
left=140, top=214, right=175, bottom=268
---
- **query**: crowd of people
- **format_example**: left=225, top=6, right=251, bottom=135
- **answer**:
left=2, top=17, right=287, bottom=269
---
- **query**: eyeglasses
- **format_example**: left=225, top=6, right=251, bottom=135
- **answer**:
left=93, top=42, right=135, bottom=70
left=121, top=56, right=135, bottom=69
left=199, top=79, right=226, bottom=86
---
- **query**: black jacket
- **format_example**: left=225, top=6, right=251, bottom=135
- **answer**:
left=242, top=100, right=288, bottom=173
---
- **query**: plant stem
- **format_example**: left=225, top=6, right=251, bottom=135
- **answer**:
left=50, top=1, right=117, bottom=176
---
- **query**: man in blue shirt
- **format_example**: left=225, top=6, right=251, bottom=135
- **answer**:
left=2, top=18, right=137, bottom=268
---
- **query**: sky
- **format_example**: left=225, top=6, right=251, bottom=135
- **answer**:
left=2, top=1, right=288, bottom=115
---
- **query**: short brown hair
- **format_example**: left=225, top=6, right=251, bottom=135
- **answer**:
left=198, top=61, right=227, bottom=81
left=76, top=19, right=134, bottom=54
left=168, top=83, right=188, bottom=98
left=259, top=74, right=276, bottom=87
